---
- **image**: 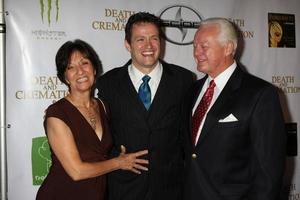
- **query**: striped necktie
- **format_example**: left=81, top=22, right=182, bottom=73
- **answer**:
left=192, top=80, right=216, bottom=145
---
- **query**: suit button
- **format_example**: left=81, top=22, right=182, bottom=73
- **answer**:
left=192, top=153, right=197, bottom=159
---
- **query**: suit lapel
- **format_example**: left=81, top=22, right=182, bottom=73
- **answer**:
left=118, top=61, right=149, bottom=118
left=196, top=67, right=244, bottom=146
left=147, top=62, right=176, bottom=126
left=191, top=76, right=207, bottom=109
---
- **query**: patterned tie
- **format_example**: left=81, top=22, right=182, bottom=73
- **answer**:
left=138, top=75, right=151, bottom=110
left=192, top=80, right=216, bottom=146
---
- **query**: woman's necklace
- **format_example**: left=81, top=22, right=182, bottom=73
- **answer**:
left=66, top=96, right=98, bottom=130
left=86, top=106, right=97, bottom=130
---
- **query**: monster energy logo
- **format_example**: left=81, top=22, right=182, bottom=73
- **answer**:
left=40, top=0, right=60, bottom=26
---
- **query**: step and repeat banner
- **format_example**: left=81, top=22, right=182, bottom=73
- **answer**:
left=5, top=0, right=300, bottom=199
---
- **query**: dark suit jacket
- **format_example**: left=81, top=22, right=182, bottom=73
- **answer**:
left=183, top=66, right=286, bottom=200
left=96, top=60, right=194, bottom=200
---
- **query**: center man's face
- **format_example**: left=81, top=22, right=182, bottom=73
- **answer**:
left=125, top=22, right=160, bottom=73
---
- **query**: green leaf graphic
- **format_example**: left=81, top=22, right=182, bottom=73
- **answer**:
left=32, top=136, right=52, bottom=185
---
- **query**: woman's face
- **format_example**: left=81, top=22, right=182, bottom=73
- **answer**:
left=64, top=51, right=96, bottom=93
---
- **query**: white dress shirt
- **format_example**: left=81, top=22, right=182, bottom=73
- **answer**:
left=128, top=62, right=163, bottom=103
left=193, top=61, right=237, bottom=144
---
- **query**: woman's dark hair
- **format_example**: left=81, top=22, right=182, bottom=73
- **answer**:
left=125, top=12, right=163, bottom=44
left=55, top=39, right=102, bottom=86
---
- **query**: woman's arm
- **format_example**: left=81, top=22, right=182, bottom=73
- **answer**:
left=46, top=117, right=148, bottom=181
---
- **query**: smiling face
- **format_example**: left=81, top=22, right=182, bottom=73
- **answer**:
left=64, top=51, right=96, bottom=94
left=125, top=22, right=160, bottom=74
left=193, top=24, right=234, bottom=78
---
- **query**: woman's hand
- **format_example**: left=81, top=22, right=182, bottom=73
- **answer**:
left=117, top=145, right=148, bottom=174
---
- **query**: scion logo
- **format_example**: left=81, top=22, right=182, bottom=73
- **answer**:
left=157, top=4, right=203, bottom=45
left=40, top=0, right=60, bottom=26
left=32, top=136, right=52, bottom=185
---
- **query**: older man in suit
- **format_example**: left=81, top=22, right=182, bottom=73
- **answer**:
left=96, top=12, right=194, bottom=200
left=183, top=17, right=286, bottom=200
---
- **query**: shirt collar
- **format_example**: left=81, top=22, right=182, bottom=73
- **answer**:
left=129, top=62, right=162, bottom=85
left=207, top=61, right=237, bottom=91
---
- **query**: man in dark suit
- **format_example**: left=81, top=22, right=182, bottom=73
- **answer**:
left=183, top=17, right=286, bottom=200
left=96, top=12, right=194, bottom=200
